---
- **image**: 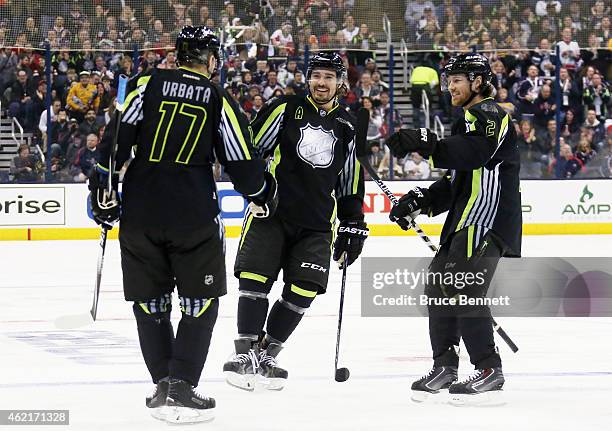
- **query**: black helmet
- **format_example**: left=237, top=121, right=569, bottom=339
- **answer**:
left=442, top=52, right=493, bottom=93
left=176, top=26, right=220, bottom=66
left=306, top=52, right=346, bottom=81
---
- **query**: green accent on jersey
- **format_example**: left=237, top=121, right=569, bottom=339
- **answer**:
left=499, top=114, right=510, bottom=145
left=195, top=299, right=213, bottom=318
left=239, top=213, right=254, bottom=250
left=222, top=97, right=251, bottom=160
left=269, top=142, right=282, bottom=177
left=456, top=168, right=482, bottom=230
left=352, top=159, right=361, bottom=195
left=306, top=95, right=339, bottom=114
left=150, top=101, right=179, bottom=162
left=464, top=109, right=477, bottom=132
left=139, top=303, right=151, bottom=314
left=178, top=66, right=211, bottom=79
left=96, top=163, right=109, bottom=173
left=330, top=190, right=337, bottom=225
left=137, top=75, right=151, bottom=87
left=291, top=284, right=317, bottom=298
left=254, top=103, right=287, bottom=146
left=467, top=225, right=475, bottom=258
left=428, top=155, right=435, bottom=169
left=175, top=103, right=208, bottom=164
left=240, top=272, right=268, bottom=284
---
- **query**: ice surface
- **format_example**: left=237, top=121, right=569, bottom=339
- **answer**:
left=1, top=236, right=611, bottom=430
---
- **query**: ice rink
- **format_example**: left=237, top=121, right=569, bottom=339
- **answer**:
left=2, top=235, right=612, bottom=430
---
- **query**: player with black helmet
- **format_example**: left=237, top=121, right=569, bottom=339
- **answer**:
left=223, top=52, right=367, bottom=391
left=385, top=52, right=521, bottom=405
left=88, top=26, right=276, bottom=423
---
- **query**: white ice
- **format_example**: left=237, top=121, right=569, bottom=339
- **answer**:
left=1, top=235, right=611, bottom=431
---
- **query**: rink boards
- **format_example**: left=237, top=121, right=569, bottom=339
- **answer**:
left=0, top=179, right=611, bottom=240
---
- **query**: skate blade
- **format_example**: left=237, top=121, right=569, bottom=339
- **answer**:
left=164, top=406, right=215, bottom=424
left=257, top=375, right=286, bottom=391
left=410, top=390, right=448, bottom=404
left=224, top=371, right=256, bottom=391
left=149, top=406, right=169, bottom=422
left=449, top=390, right=506, bottom=407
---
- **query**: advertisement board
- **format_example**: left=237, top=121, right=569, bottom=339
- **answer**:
left=1, top=180, right=611, bottom=240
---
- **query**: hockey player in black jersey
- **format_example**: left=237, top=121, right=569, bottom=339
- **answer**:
left=88, top=26, right=276, bottom=423
left=223, top=52, right=367, bottom=391
left=386, top=53, right=521, bottom=406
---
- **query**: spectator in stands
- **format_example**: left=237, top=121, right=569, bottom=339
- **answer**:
left=262, top=71, right=283, bottom=100
left=583, top=109, right=606, bottom=149
left=557, top=66, right=582, bottom=119
left=557, top=27, right=581, bottom=71
left=354, top=71, right=380, bottom=100
left=534, top=84, right=557, bottom=129
left=516, top=65, right=543, bottom=117
left=517, top=119, right=547, bottom=178
left=79, top=109, right=101, bottom=137
left=593, top=134, right=612, bottom=177
left=269, top=22, right=295, bottom=56
left=8, top=69, right=35, bottom=132
left=405, top=0, right=435, bottom=42
left=277, top=58, right=299, bottom=88
left=362, top=96, right=383, bottom=142
left=73, top=133, right=100, bottom=182
left=249, top=94, right=265, bottom=118
left=561, top=109, right=580, bottom=145
left=53, top=16, right=71, bottom=47
left=352, top=23, right=376, bottom=65
left=537, top=118, right=557, bottom=155
left=50, top=109, right=79, bottom=158
left=530, top=38, right=556, bottom=78
left=403, top=152, right=430, bottom=180
left=10, top=144, right=42, bottom=183
left=582, top=73, right=610, bottom=121
left=66, top=71, right=99, bottom=123
left=377, top=90, right=401, bottom=133
left=287, top=71, right=306, bottom=96
left=436, top=23, right=458, bottom=51
left=590, top=0, right=609, bottom=30
left=549, top=141, right=583, bottom=179
left=39, top=98, right=62, bottom=145
left=370, top=70, right=386, bottom=93
left=341, top=15, right=359, bottom=43
left=496, top=87, right=516, bottom=116
left=575, top=137, right=597, bottom=167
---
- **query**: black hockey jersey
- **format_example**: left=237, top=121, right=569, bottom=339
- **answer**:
left=250, top=95, right=365, bottom=231
left=427, top=97, right=522, bottom=256
left=98, top=66, right=265, bottom=229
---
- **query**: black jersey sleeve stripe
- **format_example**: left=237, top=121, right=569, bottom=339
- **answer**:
left=256, top=112, right=285, bottom=156
left=218, top=118, right=240, bottom=161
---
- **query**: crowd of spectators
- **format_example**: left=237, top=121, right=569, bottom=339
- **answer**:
left=0, top=0, right=610, bottom=183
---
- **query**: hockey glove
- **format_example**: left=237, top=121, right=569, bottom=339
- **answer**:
left=248, top=171, right=278, bottom=219
left=88, top=165, right=120, bottom=229
left=333, top=220, right=369, bottom=268
left=389, top=187, right=431, bottom=231
left=385, top=128, right=437, bottom=159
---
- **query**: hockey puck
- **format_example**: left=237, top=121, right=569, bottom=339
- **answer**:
left=335, top=367, right=350, bottom=382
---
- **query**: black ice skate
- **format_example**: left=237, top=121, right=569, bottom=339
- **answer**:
left=164, top=379, right=215, bottom=424
left=258, top=342, right=288, bottom=390
left=449, top=368, right=505, bottom=406
left=146, top=378, right=169, bottom=421
left=223, top=338, right=260, bottom=391
left=411, top=366, right=458, bottom=403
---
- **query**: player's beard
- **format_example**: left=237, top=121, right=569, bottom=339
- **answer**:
left=309, top=83, right=337, bottom=105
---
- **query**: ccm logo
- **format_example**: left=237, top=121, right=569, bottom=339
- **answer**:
left=301, top=262, right=327, bottom=273
left=338, top=226, right=368, bottom=236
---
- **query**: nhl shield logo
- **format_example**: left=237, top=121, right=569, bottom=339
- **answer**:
left=297, top=124, right=337, bottom=168
left=204, top=275, right=214, bottom=285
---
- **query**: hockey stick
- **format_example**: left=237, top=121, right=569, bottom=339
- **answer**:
left=334, top=251, right=350, bottom=382
left=55, top=76, right=129, bottom=330
left=354, top=108, right=518, bottom=353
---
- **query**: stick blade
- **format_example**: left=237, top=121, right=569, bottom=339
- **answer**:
left=54, top=313, right=94, bottom=330
left=355, top=108, right=371, bottom=159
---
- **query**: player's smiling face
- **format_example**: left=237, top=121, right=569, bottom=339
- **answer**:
left=309, top=69, right=338, bottom=104
left=447, top=74, right=471, bottom=106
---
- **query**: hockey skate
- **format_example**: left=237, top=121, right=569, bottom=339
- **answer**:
left=410, top=366, right=458, bottom=403
left=223, top=338, right=260, bottom=391
left=163, top=379, right=215, bottom=424
left=146, top=378, right=169, bottom=421
left=258, top=342, right=288, bottom=391
left=449, top=368, right=506, bottom=407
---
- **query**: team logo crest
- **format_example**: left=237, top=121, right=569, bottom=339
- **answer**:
left=297, top=124, right=337, bottom=168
